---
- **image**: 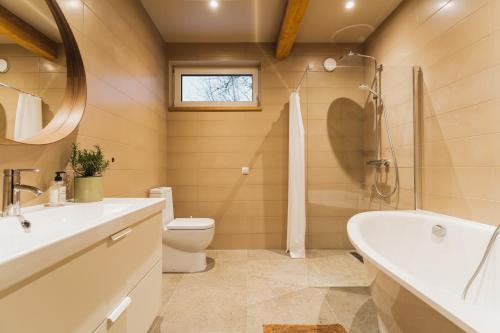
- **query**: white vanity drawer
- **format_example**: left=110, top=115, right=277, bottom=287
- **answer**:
left=0, top=212, right=162, bottom=333
left=94, top=261, right=162, bottom=333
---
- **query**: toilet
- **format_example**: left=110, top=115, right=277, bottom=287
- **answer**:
left=149, top=187, right=215, bottom=273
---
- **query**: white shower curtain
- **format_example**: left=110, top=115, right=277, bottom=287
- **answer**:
left=14, top=93, right=42, bottom=141
left=287, top=91, right=306, bottom=259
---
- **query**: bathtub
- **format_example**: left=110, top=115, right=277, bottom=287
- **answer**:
left=347, top=210, right=500, bottom=333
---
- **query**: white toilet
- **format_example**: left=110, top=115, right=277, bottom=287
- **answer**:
left=149, top=187, right=215, bottom=273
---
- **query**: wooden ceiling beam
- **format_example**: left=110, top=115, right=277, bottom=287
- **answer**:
left=0, top=4, right=57, bottom=61
left=275, top=0, right=309, bottom=60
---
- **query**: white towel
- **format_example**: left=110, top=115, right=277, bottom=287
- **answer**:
left=287, top=91, right=306, bottom=259
left=14, top=93, right=42, bottom=141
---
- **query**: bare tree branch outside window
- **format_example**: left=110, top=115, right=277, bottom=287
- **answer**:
left=182, top=75, right=253, bottom=102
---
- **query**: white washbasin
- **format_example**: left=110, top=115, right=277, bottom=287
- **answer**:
left=0, top=198, right=165, bottom=291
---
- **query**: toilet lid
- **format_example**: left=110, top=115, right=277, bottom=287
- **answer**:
left=167, top=218, right=215, bottom=230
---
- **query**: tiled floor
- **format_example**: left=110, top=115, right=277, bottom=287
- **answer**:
left=159, top=250, right=379, bottom=333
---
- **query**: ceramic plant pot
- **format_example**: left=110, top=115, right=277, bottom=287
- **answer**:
left=74, top=176, right=103, bottom=202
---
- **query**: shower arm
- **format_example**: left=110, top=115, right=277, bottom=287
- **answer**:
left=294, top=65, right=312, bottom=92
left=339, top=51, right=379, bottom=74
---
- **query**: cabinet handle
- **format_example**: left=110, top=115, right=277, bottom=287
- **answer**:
left=110, top=227, right=132, bottom=242
left=107, top=297, right=131, bottom=323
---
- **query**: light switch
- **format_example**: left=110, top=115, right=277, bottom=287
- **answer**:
left=241, top=167, right=250, bottom=175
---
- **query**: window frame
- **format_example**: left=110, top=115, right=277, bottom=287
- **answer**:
left=170, top=65, right=261, bottom=110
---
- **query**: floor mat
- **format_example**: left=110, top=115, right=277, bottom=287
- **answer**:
left=263, top=324, right=348, bottom=333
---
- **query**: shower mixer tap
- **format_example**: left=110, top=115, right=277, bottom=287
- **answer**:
left=366, top=159, right=390, bottom=168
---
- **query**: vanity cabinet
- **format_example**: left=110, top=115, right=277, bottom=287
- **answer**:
left=0, top=212, right=162, bottom=333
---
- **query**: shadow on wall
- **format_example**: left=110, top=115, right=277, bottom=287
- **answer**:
left=42, top=102, right=55, bottom=127
left=327, top=97, right=365, bottom=184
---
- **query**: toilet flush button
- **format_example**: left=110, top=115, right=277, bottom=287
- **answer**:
left=241, top=167, right=250, bottom=175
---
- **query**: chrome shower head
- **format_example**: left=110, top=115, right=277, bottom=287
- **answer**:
left=339, top=51, right=378, bottom=63
left=338, top=50, right=355, bottom=61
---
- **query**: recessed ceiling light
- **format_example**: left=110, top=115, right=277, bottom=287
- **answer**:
left=345, top=1, right=355, bottom=10
left=209, top=0, right=219, bottom=9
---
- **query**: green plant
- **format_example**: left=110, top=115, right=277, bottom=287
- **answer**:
left=70, top=143, right=110, bottom=177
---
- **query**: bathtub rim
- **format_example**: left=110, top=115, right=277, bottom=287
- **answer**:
left=347, top=209, right=497, bottom=333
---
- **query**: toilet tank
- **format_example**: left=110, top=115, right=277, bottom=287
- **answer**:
left=149, top=187, right=174, bottom=223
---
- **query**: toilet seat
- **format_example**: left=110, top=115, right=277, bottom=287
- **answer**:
left=166, top=218, right=215, bottom=230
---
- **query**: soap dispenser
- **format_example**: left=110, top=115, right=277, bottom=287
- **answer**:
left=48, top=171, right=66, bottom=206
left=56, top=171, right=67, bottom=203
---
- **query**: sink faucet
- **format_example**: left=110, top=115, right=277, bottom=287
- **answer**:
left=2, top=169, right=44, bottom=217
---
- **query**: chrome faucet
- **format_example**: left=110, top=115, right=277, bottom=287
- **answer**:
left=2, top=169, right=44, bottom=217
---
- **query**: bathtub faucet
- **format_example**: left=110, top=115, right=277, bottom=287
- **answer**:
left=462, top=223, right=500, bottom=300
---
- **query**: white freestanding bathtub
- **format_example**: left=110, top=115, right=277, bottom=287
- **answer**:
left=347, top=210, right=500, bottom=333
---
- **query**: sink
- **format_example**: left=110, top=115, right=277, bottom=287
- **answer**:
left=0, top=198, right=165, bottom=291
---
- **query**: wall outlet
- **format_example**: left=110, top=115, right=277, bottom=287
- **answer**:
left=241, top=167, right=249, bottom=175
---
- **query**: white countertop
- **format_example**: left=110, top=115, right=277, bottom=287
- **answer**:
left=0, top=198, right=165, bottom=292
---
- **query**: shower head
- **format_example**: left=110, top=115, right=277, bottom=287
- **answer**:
left=338, top=50, right=355, bottom=61
left=359, top=83, right=380, bottom=98
left=339, top=51, right=378, bottom=63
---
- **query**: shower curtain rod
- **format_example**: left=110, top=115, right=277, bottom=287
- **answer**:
left=294, top=66, right=310, bottom=92
left=0, top=82, right=41, bottom=98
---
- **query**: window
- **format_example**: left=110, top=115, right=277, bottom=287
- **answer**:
left=171, top=66, right=260, bottom=110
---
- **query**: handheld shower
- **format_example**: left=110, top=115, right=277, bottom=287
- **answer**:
left=359, top=83, right=380, bottom=99
left=358, top=82, right=400, bottom=198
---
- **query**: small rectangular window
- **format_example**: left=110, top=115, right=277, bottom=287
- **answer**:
left=171, top=66, right=260, bottom=110
left=181, top=75, right=253, bottom=102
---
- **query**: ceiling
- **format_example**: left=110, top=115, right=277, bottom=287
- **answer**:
left=0, top=0, right=62, bottom=44
left=141, top=0, right=402, bottom=43
left=141, top=0, right=286, bottom=43
left=297, top=0, right=402, bottom=43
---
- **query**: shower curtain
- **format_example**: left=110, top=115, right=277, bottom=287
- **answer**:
left=14, top=93, right=42, bottom=141
left=287, top=91, right=306, bottom=258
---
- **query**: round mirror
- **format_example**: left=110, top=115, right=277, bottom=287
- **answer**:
left=323, top=57, right=337, bottom=72
left=0, top=0, right=85, bottom=145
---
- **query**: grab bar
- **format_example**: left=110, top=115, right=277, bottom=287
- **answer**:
left=462, top=224, right=500, bottom=300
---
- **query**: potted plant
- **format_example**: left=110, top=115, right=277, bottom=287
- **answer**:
left=69, top=143, right=110, bottom=202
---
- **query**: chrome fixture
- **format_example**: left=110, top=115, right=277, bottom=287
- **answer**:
left=18, top=214, right=31, bottom=232
left=366, top=159, right=390, bottom=168
left=339, top=50, right=378, bottom=63
left=359, top=83, right=379, bottom=98
left=323, top=57, right=337, bottom=72
left=340, top=50, right=399, bottom=198
left=0, top=59, right=9, bottom=73
left=462, top=224, right=500, bottom=300
left=432, top=224, right=447, bottom=237
left=360, top=80, right=400, bottom=198
left=2, top=169, right=44, bottom=217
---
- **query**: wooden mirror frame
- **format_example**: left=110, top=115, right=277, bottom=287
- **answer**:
left=0, top=0, right=86, bottom=145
